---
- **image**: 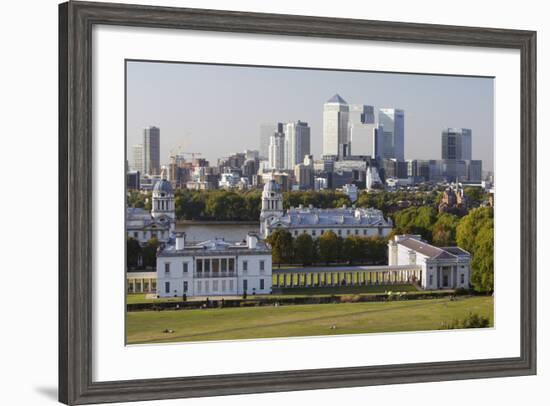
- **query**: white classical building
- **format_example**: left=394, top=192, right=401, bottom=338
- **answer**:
left=389, top=235, right=471, bottom=290
left=126, top=178, right=176, bottom=244
left=156, top=232, right=272, bottom=297
left=259, top=180, right=393, bottom=238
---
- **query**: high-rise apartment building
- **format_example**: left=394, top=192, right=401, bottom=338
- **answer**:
left=143, top=126, right=160, bottom=176
left=441, top=128, right=472, bottom=160
left=376, top=109, right=405, bottom=161
left=132, top=144, right=144, bottom=174
left=260, top=123, right=283, bottom=159
left=268, top=131, right=285, bottom=170
left=284, top=121, right=311, bottom=169
left=323, top=94, right=350, bottom=158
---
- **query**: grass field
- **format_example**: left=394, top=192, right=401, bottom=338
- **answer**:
left=126, top=295, right=493, bottom=344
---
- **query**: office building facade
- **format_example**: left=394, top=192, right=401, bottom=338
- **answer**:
left=376, top=108, right=405, bottom=161
left=323, top=94, right=350, bottom=158
left=143, top=126, right=160, bottom=176
left=284, top=120, right=311, bottom=169
left=442, top=128, right=472, bottom=160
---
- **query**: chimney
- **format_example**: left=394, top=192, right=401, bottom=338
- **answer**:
left=175, top=232, right=185, bottom=250
left=246, top=232, right=258, bottom=249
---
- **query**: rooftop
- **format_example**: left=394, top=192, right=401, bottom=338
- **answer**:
left=326, top=94, right=347, bottom=104
left=267, top=206, right=392, bottom=227
left=397, top=236, right=470, bottom=259
left=159, top=237, right=271, bottom=257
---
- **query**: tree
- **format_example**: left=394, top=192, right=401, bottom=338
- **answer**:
left=342, top=236, right=365, bottom=264
left=126, top=237, right=142, bottom=269
left=456, top=207, right=494, bottom=293
left=432, top=213, right=460, bottom=246
left=142, top=237, right=160, bottom=268
left=393, top=206, right=437, bottom=241
left=463, top=187, right=485, bottom=208
left=471, top=224, right=494, bottom=293
left=456, top=207, right=493, bottom=254
left=365, top=236, right=387, bottom=264
left=293, top=233, right=315, bottom=265
left=318, top=231, right=338, bottom=264
left=266, top=229, right=293, bottom=266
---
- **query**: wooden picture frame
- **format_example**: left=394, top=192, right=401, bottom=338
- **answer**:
left=59, top=1, right=536, bottom=404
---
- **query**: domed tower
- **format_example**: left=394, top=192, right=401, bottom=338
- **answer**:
left=152, top=178, right=175, bottom=231
left=260, top=179, right=284, bottom=237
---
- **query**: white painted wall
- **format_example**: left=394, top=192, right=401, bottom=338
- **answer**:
left=157, top=254, right=272, bottom=297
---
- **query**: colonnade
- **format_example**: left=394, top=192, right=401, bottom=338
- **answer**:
left=127, top=272, right=158, bottom=293
left=272, top=266, right=422, bottom=288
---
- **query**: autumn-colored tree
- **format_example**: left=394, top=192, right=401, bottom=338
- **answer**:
left=293, top=233, right=315, bottom=266
left=318, top=231, right=338, bottom=264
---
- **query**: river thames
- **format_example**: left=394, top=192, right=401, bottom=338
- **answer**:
left=175, top=222, right=260, bottom=242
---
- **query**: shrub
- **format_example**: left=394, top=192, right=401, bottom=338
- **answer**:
left=440, top=312, right=490, bottom=330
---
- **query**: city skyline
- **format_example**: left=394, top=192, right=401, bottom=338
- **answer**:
left=126, top=61, right=494, bottom=171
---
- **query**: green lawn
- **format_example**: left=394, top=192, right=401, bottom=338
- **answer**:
left=126, top=295, right=493, bottom=344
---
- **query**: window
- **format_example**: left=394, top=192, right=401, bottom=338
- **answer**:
left=229, top=280, right=234, bottom=291
left=183, top=262, right=188, bottom=273
left=213, top=280, right=219, bottom=291
left=243, top=279, right=248, bottom=291
left=204, top=281, right=209, bottom=293
left=164, top=263, right=170, bottom=273
left=196, top=259, right=203, bottom=272
left=355, top=229, right=359, bottom=235
left=363, top=230, right=367, bottom=235
left=312, top=230, right=316, bottom=236
left=338, top=230, right=342, bottom=236
left=221, top=258, right=227, bottom=272
left=461, top=273, right=465, bottom=284
left=204, top=259, right=210, bottom=272
left=228, top=258, right=235, bottom=272
left=222, top=280, right=226, bottom=292
left=197, top=281, right=202, bottom=292
left=294, top=231, right=298, bottom=236
left=260, top=279, right=265, bottom=290
left=212, top=258, right=220, bottom=273
left=183, top=281, right=188, bottom=292
left=133, top=232, right=138, bottom=238
left=429, top=275, right=433, bottom=286
left=346, top=230, right=351, bottom=235
left=243, top=260, right=248, bottom=272
left=164, top=281, right=170, bottom=294
left=321, top=230, right=324, bottom=235
left=260, top=260, right=265, bottom=271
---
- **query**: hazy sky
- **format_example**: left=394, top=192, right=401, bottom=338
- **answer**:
left=126, top=61, right=494, bottom=171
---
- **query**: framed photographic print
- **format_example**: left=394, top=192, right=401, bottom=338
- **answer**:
left=59, top=1, right=536, bottom=404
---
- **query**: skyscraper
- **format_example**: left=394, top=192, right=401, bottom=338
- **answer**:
left=441, top=128, right=472, bottom=160
left=260, top=123, right=283, bottom=159
left=143, top=126, right=160, bottom=176
left=376, top=108, right=404, bottom=161
left=323, top=94, right=349, bottom=158
left=268, top=131, right=285, bottom=170
left=284, top=121, right=311, bottom=169
left=132, top=144, right=144, bottom=174
left=348, top=104, right=375, bottom=156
